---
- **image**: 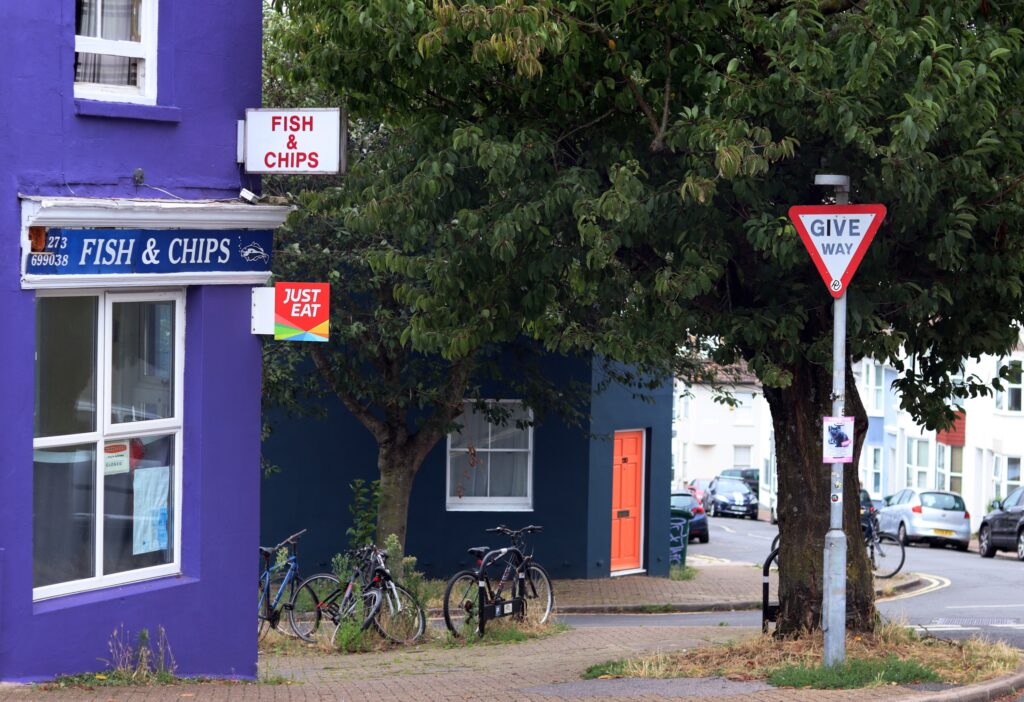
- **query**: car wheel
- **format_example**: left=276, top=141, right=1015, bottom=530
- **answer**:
left=699, top=533, right=709, bottom=544
left=897, top=523, right=908, bottom=546
left=979, top=525, right=996, bottom=558
left=1017, top=531, right=1024, bottom=562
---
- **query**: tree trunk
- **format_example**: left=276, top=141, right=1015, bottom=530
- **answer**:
left=763, top=357, right=875, bottom=636
left=375, top=443, right=429, bottom=554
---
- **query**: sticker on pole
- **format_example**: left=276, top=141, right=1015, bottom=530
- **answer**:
left=789, top=205, right=886, bottom=298
left=822, top=416, right=855, bottom=464
left=275, top=282, right=330, bottom=342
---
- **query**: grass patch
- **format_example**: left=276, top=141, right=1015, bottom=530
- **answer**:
left=40, top=670, right=195, bottom=689
left=443, top=619, right=570, bottom=648
left=768, top=656, right=939, bottom=689
left=581, top=622, right=1020, bottom=688
left=583, top=659, right=630, bottom=679
left=638, top=604, right=677, bottom=613
left=669, top=564, right=698, bottom=581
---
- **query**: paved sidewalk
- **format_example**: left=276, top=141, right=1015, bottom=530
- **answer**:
left=0, top=568, right=959, bottom=701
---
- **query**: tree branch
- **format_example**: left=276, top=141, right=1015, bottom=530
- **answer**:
left=311, top=346, right=389, bottom=442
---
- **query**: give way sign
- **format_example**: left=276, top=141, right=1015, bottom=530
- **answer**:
left=788, top=204, right=887, bottom=298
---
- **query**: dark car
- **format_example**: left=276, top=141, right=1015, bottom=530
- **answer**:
left=979, top=485, right=1024, bottom=559
left=703, top=477, right=758, bottom=519
left=720, top=468, right=759, bottom=494
left=670, top=492, right=709, bottom=543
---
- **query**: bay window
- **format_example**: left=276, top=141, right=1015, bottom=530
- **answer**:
left=33, top=290, right=183, bottom=599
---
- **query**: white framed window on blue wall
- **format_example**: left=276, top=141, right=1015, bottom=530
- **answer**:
left=33, top=289, right=184, bottom=600
left=446, top=400, right=533, bottom=511
left=74, top=0, right=159, bottom=104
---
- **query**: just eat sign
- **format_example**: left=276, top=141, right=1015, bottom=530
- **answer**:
left=275, top=282, right=329, bottom=342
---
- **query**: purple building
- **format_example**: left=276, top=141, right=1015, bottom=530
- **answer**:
left=0, top=0, right=288, bottom=681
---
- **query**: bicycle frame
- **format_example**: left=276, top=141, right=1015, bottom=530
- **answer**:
left=474, top=546, right=531, bottom=636
left=259, top=554, right=299, bottom=630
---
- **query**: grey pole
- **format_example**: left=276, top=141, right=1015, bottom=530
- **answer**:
left=815, top=173, right=850, bottom=666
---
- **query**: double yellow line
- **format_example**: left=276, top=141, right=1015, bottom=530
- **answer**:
left=879, top=572, right=950, bottom=602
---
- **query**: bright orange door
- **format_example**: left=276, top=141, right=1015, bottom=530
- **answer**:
left=610, top=430, right=644, bottom=572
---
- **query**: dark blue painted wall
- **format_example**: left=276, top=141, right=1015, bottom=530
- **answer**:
left=262, top=354, right=672, bottom=580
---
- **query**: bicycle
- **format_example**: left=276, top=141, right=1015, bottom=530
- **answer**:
left=291, top=544, right=425, bottom=645
left=443, top=525, right=554, bottom=637
left=258, top=528, right=309, bottom=640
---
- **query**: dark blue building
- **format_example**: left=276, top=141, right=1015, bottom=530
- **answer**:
left=262, top=356, right=672, bottom=580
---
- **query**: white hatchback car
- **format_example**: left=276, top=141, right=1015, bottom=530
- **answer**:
left=877, top=489, right=971, bottom=550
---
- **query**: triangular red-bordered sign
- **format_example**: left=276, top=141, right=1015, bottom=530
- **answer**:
left=788, top=204, right=887, bottom=298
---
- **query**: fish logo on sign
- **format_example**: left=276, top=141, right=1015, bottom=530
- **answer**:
left=788, top=204, right=887, bottom=298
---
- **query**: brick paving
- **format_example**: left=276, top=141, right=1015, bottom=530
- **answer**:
left=0, top=568, right=956, bottom=701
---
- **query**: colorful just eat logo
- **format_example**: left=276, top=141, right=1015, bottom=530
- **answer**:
left=275, top=282, right=329, bottom=342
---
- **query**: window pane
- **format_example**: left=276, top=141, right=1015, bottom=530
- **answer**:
left=950, top=475, right=962, bottom=494
left=489, top=453, right=528, bottom=497
left=490, top=404, right=530, bottom=450
left=34, top=444, right=96, bottom=588
left=916, top=441, right=928, bottom=467
left=916, top=471, right=928, bottom=488
left=872, top=471, right=881, bottom=493
left=100, top=0, right=142, bottom=41
left=75, top=53, right=142, bottom=87
left=111, top=301, right=175, bottom=424
left=35, top=296, right=98, bottom=438
left=103, top=434, right=174, bottom=575
left=1009, top=458, right=1021, bottom=483
left=733, top=445, right=752, bottom=467
left=449, top=451, right=487, bottom=497
left=76, top=0, right=99, bottom=36
left=450, top=407, right=489, bottom=450
left=1011, top=388, right=1022, bottom=412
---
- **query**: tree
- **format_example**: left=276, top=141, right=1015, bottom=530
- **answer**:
left=262, top=14, right=592, bottom=549
left=270, top=0, right=1024, bottom=634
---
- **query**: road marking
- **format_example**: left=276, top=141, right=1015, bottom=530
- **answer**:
left=912, top=625, right=981, bottom=632
left=716, top=523, right=736, bottom=534
left=945, top=604, right=1024, bottom=609
left=687, top=554, right=735, bottom=566
left=880, top=572, right=950, bottom=602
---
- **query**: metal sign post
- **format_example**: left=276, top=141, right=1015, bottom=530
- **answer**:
left=788, top=176, right=886, bottom=667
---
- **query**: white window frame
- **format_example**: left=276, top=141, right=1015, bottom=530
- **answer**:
left=863, top=361, right=885, bottom=415
left=995, top=358, right=1024, bottom=413
left=33, top=288, right=184, bottom=601
left=935, top=443, right=950, bottom=491
left=1007, top=456, right=1022, bottom=492
left=906, top=437, right=929, bottom=490
left=732, top=444, right=752, bottom=469
left=870, top=446, right=883, bottom=495
left=446, top=400, right=533, bottom=512
left=74, top=0, right=159, bottom=105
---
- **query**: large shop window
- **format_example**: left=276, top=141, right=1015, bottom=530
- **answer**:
left=447, top=401, right=533, bottom=511
left=33, top=291, right=183, bottom=599
left=74, top=0, right=158, bottom=104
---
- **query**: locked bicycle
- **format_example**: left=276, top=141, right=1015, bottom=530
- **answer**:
left=767, top=512, right=904, bottom=579
left=443, top=525, right=554, bottom=636
left=291, top=544, right=425, bottom=645
left=257, top=529, right=309, bottom=640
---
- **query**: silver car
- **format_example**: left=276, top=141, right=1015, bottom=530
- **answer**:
left=877, top=488, right=971, bottom=550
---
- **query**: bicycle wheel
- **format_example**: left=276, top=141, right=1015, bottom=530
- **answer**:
left=520, top=563, right=554, bottom=626
left=332, top=587, right=382, bottom=648
left=289, top=573, right=341, bottom=643
left=443, top=570, right=481, bottom=636
left=870, top=533, right=905, bottom=579
left=374, top=582, right=426, bottom=644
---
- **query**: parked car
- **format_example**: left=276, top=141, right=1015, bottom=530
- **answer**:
left=979, top=485, right=1024, bottom=559
left=670, top=492, right=709, bottom=543
left=877, top=488, right=970, bottom=550
left=703, top=476, right=758, bottom=519
left=720, top=468, right=759, bottom=494
left=687, top=478, right=712, bottom=505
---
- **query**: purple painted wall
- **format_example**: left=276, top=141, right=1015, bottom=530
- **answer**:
left=0, top=0, right=264, bottom=681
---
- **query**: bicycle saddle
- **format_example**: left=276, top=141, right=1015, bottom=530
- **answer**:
left=466, top=546, right=490, bottom=559
left=259, top=546, right=275, bottom=557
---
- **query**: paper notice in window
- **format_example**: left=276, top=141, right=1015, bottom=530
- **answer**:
left=133, top=466, right=169, bottom=555
left=104, top=441, right=131, bottom=475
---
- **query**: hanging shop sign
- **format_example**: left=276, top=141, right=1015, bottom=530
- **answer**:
left=274, top=282, right=329, bottom=342
left=241, top=108, right=342, bottom=174
left=23, top=228, right=273, bottom=286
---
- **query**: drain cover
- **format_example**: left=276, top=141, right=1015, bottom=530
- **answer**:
left=930, top=617, right=1020, bottom=626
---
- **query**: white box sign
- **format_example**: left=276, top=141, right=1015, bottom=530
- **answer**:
left=243, top=108, right=341, bottom=174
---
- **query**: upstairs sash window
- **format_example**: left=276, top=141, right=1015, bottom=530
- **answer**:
left=74, top=0, right=158, bottom=104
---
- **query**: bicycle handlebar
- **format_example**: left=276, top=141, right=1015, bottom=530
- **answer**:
left=485, top=524, right=543, bottom=536
left=272, top=528, right=307, bottom=552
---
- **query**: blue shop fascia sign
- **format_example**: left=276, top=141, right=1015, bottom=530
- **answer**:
left=26, top=228, right=272, bottom=279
